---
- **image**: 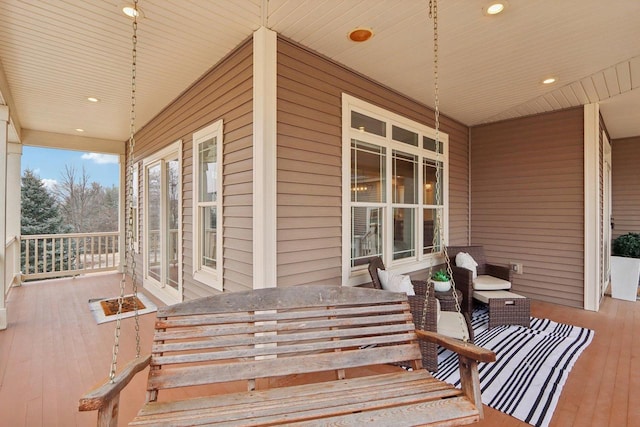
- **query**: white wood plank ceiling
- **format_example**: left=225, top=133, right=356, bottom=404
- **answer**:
left=0, top=0, right=638, bottom=146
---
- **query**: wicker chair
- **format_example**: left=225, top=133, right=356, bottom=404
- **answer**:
left=446, top=245, right=513, bottom=316
left=365, top=257, right=473, bottom=371
left=364, top=257, right=436, bottom=370
left=367, top=256, right=428, bottom=295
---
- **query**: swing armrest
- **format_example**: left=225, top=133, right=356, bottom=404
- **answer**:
left=415, top=329, right=495, bottom=415
left=415, top=329, right=495, bottom=363
left=79, top=354, right=151, bottom=411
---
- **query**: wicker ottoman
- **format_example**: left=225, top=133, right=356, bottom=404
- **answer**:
left=473, top=290, right=530, bottom=329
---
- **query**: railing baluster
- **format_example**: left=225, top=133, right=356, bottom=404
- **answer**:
left=99, top=235, right=102, bottom=269
left=35, top=237, right=40, bottom=275
left=59, top=237, right=63, bottom=272
left=24, top=239, right=30, bottom=275
left=67, top=237, right=72, bottom=272
left=52, top=237, right=57, bottom=273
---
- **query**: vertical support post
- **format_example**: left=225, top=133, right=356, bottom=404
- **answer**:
left=584, top=103, right=600, bottom=312
left=7, top=142, right=22, bottom=287
left=0, top=105, right=9, bottom=329
left=458, top=355, right=484, bottom=418
left=96, top=394, right=120, bottom=427
left=252, top=27, right=277, bottom=289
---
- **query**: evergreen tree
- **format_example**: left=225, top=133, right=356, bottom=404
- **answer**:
left=21, top=169, right=72, bottom=275
left=21, top=169, right=68, bottom=235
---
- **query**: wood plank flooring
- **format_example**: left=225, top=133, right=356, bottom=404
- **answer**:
left=0, top=273, right=637, bottom=427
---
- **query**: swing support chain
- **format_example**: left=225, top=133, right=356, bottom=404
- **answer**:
left=109, top=0, right=141, bottom=384
left=422, top=0, right=468, bottom=342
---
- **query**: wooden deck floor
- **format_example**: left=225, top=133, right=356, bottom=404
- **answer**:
left=0, top=273, right=638, bottom=427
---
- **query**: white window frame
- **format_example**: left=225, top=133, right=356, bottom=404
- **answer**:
left=142, top=140, right=183, bottom=304
left=341, top=94, right=449, bottom=286
left=192, top=120, right=224, bottom=290
left=132, top=161, right=140, bottom=254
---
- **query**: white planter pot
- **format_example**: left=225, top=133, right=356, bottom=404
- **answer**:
left=611, top=256, right=640, bottom=302
left=432, top=280, right=451, bottom=293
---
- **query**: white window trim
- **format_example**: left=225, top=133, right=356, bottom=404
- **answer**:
left=132, top=161, right=140, bottom=254
left=341, top=94, right=449, bottom=286
left=192, top=120, right=224, bottom=290
left=142, top=140, right=183, bottom=304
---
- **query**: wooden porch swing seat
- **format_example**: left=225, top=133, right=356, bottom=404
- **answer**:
left=79, top=285, right=495, bottom=426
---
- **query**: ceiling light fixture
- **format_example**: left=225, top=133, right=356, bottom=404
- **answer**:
left=87, top=97, right=99, bottom=103
left=122, top=4, right=143, bottom=18
left=75, top=128, right=85, bottom=132
left=542, top=77, right=557, bottom=85
left=348, top=28, right=374, bottom=42
left=483, top=1, right=508, bottom=16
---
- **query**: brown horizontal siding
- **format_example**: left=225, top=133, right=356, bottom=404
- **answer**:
left=276, top=37, right=470, bottom=287
left=611, top=136, right=640, bottom=238
left=470, top=108, right=585, bottom=308
left=130, top=38, right=253, bottom=299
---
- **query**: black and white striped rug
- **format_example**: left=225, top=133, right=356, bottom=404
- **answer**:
left=433, top=308, right=594, bottom=427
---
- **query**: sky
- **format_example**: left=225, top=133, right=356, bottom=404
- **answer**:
left=21, top=146, right=120, bottom=189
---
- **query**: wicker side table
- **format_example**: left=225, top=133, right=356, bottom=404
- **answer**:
left=434, top=288, right=463, bottom=312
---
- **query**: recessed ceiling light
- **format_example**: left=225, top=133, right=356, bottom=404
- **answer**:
left=75, top=128, right=85, bottom=132
left=122, top=4, right=143, bottom=18
left=542, top=77, right=557, bottom=85
left=348, top=28, right=374, bottom=42
left=483, top=1, right=508, bottom=15
left=87, top=97, right=99, bottom=103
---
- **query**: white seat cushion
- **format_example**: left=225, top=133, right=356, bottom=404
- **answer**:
left=437, top=311, right=470, bottom=341
left=376, top=268, right=416, bottom=296
left=473, top=274, right=511, bottom=291
left=473, top=290, right=525, bottom=303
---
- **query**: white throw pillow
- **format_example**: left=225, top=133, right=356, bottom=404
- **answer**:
left=455, top=252, right=478, bottom=279
left=376, top=268, right=416, bottom=296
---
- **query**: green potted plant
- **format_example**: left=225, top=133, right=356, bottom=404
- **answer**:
left=611, top=233, right=640, bottom=301
left=431, top=269, right=451, bottom=292
left=613, top=233, right=640, bottom=258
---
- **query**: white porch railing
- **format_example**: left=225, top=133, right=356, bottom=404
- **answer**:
left=21, top=232, right=120, bottom=281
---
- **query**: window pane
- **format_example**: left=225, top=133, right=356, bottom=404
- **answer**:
left=423, top=136, right=443, bottom=153
left=132, top=166, right=138, bottom=244
left=351, top=140, right=385, bottom=203
left=198, top=137, right=217, bottom=203
left=146, top=164, right=161, bottom=282
left=423, top=208, right=442, bottom=253
left=166, top=159, right=180, bottom=291
left=393, top=151, right=417, bottom=204
left=201, top=206, right=217, bottom=269
left=393, top=208, right=415, bottom=260
left=392, top=125, right=418, bottom=146
left=351, top=111, right=386, bottom=136
left=423, top=159, right=443, bottom=205
left=351, top=206, right=383, bottom=267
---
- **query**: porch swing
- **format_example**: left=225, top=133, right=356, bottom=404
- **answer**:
left=79, top=1, right=494, bottom=426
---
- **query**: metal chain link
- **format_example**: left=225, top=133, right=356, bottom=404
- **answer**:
left=109, top=0, right=141, bottom=382
left=423, top=0, right=468, bottom=341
